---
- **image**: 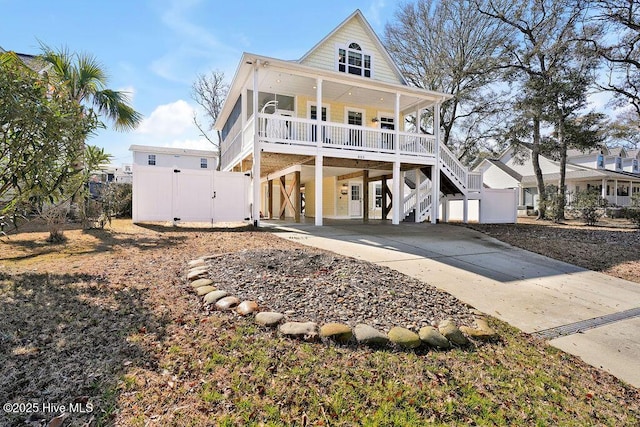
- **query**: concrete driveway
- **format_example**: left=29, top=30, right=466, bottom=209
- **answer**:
left=266, top=220, right=640, bottom=388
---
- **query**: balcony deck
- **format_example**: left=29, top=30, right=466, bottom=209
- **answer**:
left=221, top=114, right=482, bottom=193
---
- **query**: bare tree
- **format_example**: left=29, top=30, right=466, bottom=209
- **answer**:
left=191, top=70, right=228, bottom=170
left=583, top=0, right=640, bottom=118
left=477, top=0, right=594, bottom=220
left=384, top=0, right=511, bottom=163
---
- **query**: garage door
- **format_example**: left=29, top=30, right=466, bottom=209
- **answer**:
left=133, top=166, right=250, bottom=223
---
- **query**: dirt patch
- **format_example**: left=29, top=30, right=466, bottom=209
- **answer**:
left=1, top=219, right=639, bottom=426
left=464, top=217, right=640, bottom=284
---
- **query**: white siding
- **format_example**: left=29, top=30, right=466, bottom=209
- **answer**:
left=300, top=17, right=403, bottom=85
left=481, top=163, right=519, bottom=189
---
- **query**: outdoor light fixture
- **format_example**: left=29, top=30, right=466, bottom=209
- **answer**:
left=341, top=184, right=349, bottom=195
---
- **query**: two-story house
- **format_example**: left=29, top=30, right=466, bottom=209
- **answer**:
left=214, top=10, right=490, bottom=226
left=477, top=145, right=640, bottom=209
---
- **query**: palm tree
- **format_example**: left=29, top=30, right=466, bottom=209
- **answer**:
left=39, top=44, right=142, bottom=131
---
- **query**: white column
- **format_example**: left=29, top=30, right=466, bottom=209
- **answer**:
left=602, top=179, right=607, bottom=200
left=316, top=78, right=323, bottom=148
left=463, top=194, right=469, bottom=224
left=394, top=93, right=401, bottom=154
left=315, top=155, right=323, bottom=226
left=615, top=179, right=618, bottom=205
left=392, top=161, right=401, bottom=225
left=252, top=61, right=261, bottom=226
left=415, top=168, right=422, bottom=223
left=431, top=103, right=441, bottom=224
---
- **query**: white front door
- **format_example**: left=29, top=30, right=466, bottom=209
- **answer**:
left=349, top=183, right=363, bottom=217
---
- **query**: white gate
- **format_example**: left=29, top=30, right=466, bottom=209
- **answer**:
left=133, top=165, right=250, bottom=224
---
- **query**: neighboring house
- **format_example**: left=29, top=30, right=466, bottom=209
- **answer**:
left=476, top=145, right=640, bottom=209
left=213, top=10, right=513, bottom=226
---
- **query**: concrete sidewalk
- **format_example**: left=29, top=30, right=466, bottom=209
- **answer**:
left=266, top=220, right=640, bottom=388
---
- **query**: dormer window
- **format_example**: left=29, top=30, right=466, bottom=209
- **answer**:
left=597, top=154, right=604, bottom=169
left=616, top=156, right=622, bottom=170
left=633, top=159, right=638, bottom=173
left=337, top=42, right=371, bottom=78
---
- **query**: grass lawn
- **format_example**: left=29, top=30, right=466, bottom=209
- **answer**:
left=0, top=219, right=638, bottom=426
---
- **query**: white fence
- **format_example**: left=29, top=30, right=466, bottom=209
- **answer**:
left=132, top=165, right=250, bottom=224
left=445, top=188, right=517, bottom=223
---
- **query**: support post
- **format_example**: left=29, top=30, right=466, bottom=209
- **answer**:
left=615, top=179, right=618, bottom=206
left=267, top=179, right=273, bottom=219
left=315, top=155, right=323, bottom=226
left=279, top=175, right=286, bottom=220
left=382, top=176, right=389, bottom=219
left=316, top=78, right=323, bottom=148
left=431, top=103, right=441, bottom=224
left=252, top=62, right=261, bottom=226
left=392, top=161, right=401, bottom=225
left=363, top=170, right=369, bottom=222
left=463, top=195, right=469, bottom=224
left=415, top=168, right=422, bottom=223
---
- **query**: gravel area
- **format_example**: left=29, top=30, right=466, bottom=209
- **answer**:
left=202, top=248, right=475, bottom=332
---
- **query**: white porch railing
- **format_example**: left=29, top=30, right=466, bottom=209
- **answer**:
left=605, top=195, right=631, bottom=206
left=257, top=114, right=437, bottom=156
left=221, top=114, right=480, bottom=202
left=439, top=144, right=467, bottom=189
left=468, top=173, right=483, bottom=192
left=403, top=179, right=432, bottom=222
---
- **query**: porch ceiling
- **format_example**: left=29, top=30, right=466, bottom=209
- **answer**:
left=258, top=152, right=426, bottom=182
left=257, top=69, right=433, bottom=115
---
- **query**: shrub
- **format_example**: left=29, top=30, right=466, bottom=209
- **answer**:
left=571, top=190, right=608, bottom=226
left=623, top=194, right=640, bottom=228
left=541, top=185, right=566, bottom=223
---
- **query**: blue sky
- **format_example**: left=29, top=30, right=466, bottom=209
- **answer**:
left=1, top=0, right=391, bottom=165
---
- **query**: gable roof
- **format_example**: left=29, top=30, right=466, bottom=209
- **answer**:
left=486, top=159, right=523, bottom=181
left=298, top=9, right=407, bottom=85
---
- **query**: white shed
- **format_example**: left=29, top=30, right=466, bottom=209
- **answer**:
left=129, top=145, right=251, bottom=224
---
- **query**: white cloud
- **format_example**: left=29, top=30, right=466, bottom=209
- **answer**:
left=136, top=100, right=195, bottom=136
left=117, top=85, right=136, bottom=103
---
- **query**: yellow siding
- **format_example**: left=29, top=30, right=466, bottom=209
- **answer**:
left=336, top=178, right=349, bottom=217
left=305, top=181, right=315, bottom=217
left=296, top=96, right=393, bottom=126
left=300, top=17, right=403, bottom=85
left=324, top=176, right=337, bottom=217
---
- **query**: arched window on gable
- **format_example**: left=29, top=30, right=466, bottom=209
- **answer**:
left=337, top=42, right=372, bottom=78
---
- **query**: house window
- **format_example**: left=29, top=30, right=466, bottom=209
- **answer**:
left=616, top=157, right=622, bottom=170
left=597, top=155, right=604, bottom=169
left=337, top=42, right=371, bottom=78
left=148, top=154, right=156, bottom=166
left=200, top=158, right=208, bottom=169
left=633, top=159, right=638, bottom=173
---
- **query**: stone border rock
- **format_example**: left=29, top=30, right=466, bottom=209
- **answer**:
left=185, top=259, right=498, bottom=350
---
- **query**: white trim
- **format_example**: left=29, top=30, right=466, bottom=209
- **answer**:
left=344, top=106, right=366, bottom=125
left=306, top=101, right=331, bottom=120
left=335, top=41, right=374, bottom=79
left=348, top=181, right=364, bottom=217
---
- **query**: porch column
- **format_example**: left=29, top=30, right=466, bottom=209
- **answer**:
left=363, top=169, right=369, bottom=222
left=315, top=155, right=323, bottom=226
left=316, top=78, right=323, bottom=148
left=615, top=179, right=618, bottom=205
left=382, top=176, right=389, bottom=219
left=431, top=103, right=441, bottom=224
left=392, top=161, right=401, bottom=225
left=279, top=175, right=286, bottom=220
left=252, top=61, right=261, bottom=226
left=602, top=179, right=607, bottom=200
left=267, top=179, right=273, bottom=219
left=463, top=195, right=469, bottom=224
left=394, top=93, right=401, bottom=154
left=415, top=168, right=422, bottom=223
